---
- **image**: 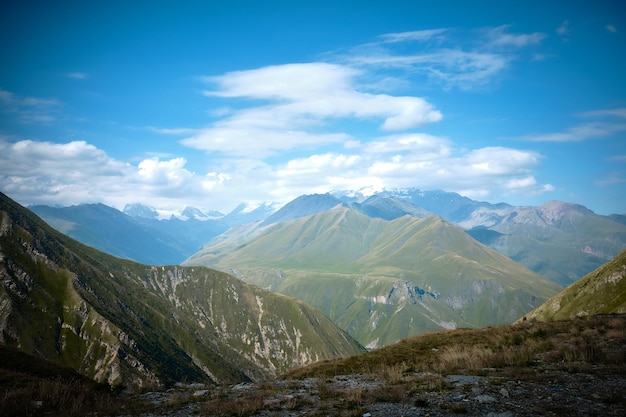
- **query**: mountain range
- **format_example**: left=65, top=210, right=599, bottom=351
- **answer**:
left=30, top=189, right=626, bottom=286
left=28, top=202, right=277, bottom=265
left=3, top=186, right=626, bottom=395
left=184, top=204, right=562, bottom=348
left=0, top=192, right=363, bottom=388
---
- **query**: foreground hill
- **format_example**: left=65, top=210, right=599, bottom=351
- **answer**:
left=28, top=315, right=623, bottom=416
left=185, top=206, right=561, bottom=348
left=523, top=249, right=626, bottom=322
left=0, top=192, right=364, bottom=388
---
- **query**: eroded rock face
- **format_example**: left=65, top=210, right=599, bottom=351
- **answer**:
left=0, top=193, right=364, bottom=389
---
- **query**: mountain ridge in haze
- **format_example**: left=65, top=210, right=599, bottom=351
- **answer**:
left=30, top=188, right=626, bottom=284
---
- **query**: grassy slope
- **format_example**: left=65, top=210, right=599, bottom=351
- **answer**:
left=187, top=207, right=561, bottom=347
left=286, top=314, right=626, bottom=380
left=524, top=249, right=626, bottom=321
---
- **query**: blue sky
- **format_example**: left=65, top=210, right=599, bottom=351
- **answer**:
left=1, top=0, right=625, bottom=215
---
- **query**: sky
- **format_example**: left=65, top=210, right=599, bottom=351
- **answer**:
left=1, top=0, right=625, bottom=215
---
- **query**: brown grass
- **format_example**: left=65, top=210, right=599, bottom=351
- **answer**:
left=0, top=346, right=118, bottom=417
left=285, top=314, right=626, bottom=380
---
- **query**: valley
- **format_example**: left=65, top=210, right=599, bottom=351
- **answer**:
left=0, top=192, right=363, bottom=389
left=185, top=205, right=561, bottom=347
left=2, top=189, right=625, bottom=416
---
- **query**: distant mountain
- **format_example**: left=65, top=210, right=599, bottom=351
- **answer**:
left=334, top=188, right=626, bottom=285
left=123, top=203, right=224, bottom=221
left=261, top=193, right=343, bottom=226
left=460, top=201, right=626, bottom=285
left=30, top=203, right=186, bottom=265
left=30, top=189, right=626, bottom=285
left=333, top=188, right=508, bottom=222
left=351, top=194, right=432, bottom=220
left=180, top=206, right=224, bottom=220
left=260, top=193, right=432, bottom=228
left=185, top=206, right=561, bottom=348
left=221, top=202, right=282, bottom=226
left=31, top=201, right=281, bottom=266
left=0, top=192, right=364, bottom=388
left=522, top=249, right=626, bottom=322
left=609, top=213, right=626, bottom=226
left=122, top=202, right=160, bottom=219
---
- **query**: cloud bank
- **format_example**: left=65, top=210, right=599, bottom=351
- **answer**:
left=0, top=26, right=564, bottom=212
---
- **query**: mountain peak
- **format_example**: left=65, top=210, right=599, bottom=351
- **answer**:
left=123, top=203, right=158, bottom=219
left=261, top=193, right=343, bottom=226
left=180, top=206, right=224, bottom=221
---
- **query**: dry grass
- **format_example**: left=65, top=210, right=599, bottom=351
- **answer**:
left=0, top=346, right=118, bottom=417
left=285, top=314, right=626, bottom=380
left=3, top=315, right=625, bottom=416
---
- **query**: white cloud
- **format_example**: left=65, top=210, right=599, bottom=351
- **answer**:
left=595, top=170, right=626, bottom=187
left=0, top=133, right=552, bottom=213
left=556, top=20, right=569, bottom=35
left=268, top=140, right=549, bottom=204
left=67, top=72, right=88, bottom=79
left=521, top=123, right=626, bottom=142
left=0, top=28, right=561, bottom=212
left=0, top=137, right=232, bottom=211
left=362, top=133, right=452, bottom=159
left=182, top=125, right=351, bottom=157
left=335, top=26, right=544, bottom=90
left=378, top=29, right=449, bottom=44
left=486, top=25, right=547, bottom=48
left=145, top=126, right=198, bottom=135
left=556, top=20, right=570, bottom=41
left=520, top=108, right=626, bottom=142
left=606, top=24, right=617, bottom=33
left=579, top=108, right=626, bottom=119
left=0, top=88, right=62, bottom=123
left=183, top=63, right=442, bottom=156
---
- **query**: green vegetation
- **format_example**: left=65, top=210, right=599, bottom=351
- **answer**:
left=0, top=192, right=364, bottom=389
left=186, top=206, right=562, bottom=347
left=524, top=249, right=626, bottom=321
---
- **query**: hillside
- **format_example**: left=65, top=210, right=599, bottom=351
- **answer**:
left=0, top=192, right=364, bottom=389
left=185, top=206, right=561, bottom=348
left=523, top=249, right=626, bottom=322
left=56, top=315, right=625, bottom=416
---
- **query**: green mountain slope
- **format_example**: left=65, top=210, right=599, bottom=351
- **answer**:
left=0, top=192, right=364, bottom=389
left=522, top=250, right=626, bottom=322
left=185, top=206, right=561, bottom=348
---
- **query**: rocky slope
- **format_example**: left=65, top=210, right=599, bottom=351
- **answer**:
left=90, top=314, right=626, bottom=417
left=0, top=192, right=364, bottom=389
